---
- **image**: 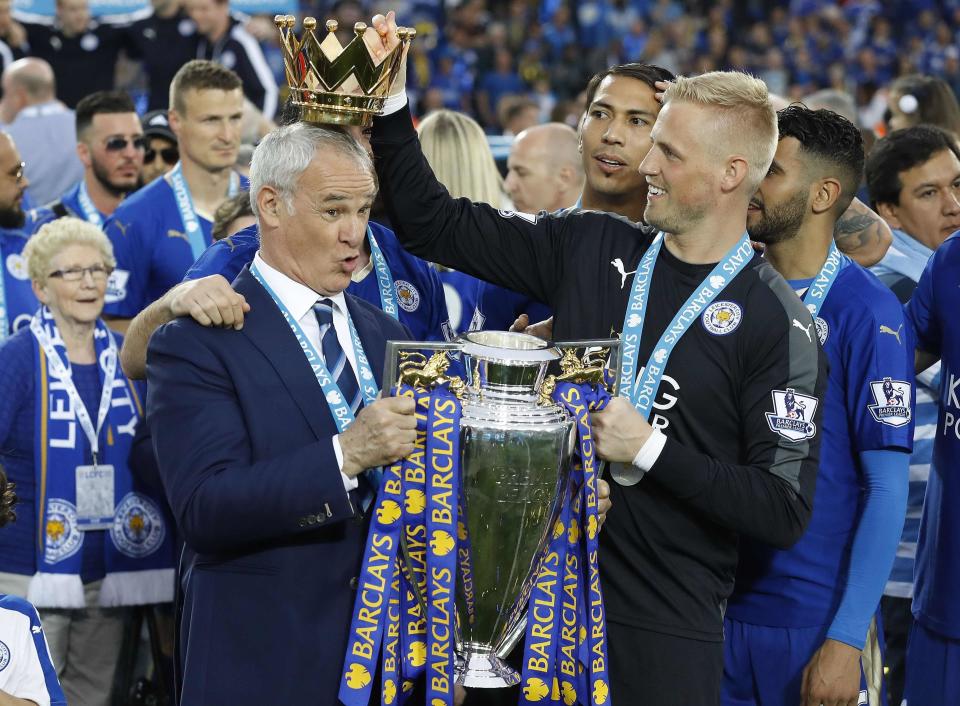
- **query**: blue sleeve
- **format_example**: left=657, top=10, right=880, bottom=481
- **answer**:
left=845, top=290, right=915, bottom=452
left=0, top=333, right=32, bottom=447
left=183, top=240, right=248, bottom=283
left=418, top=258, right=452, bottom=342
left=906, top=250, right=941, bottom=356
left=103, top=214, right=149, bottom=318
left=826, top=448, right=909, bottom=649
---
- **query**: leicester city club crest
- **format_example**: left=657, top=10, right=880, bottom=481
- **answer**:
left=868, top=377, right=912, bottom=427
left=815, top=317, right=829, bottom=345
left=0, top=639, right=9, bottom=672
left=701, top=301, right=742, bottom=336
left=394, top=280, right=421, bottom=313
left=111, top=493, right=165, bottom=558
left=44, top=499, right=83, bottom=564
left=765, top=388, right=819, bottom=442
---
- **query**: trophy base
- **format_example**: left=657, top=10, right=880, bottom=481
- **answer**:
left=456, top=645, right=522, bottom=688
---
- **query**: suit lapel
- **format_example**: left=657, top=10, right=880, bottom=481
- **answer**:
left=234, top=266, right=331, bottom=440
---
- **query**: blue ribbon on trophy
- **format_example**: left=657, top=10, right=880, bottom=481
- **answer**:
left=424, top=386, right=462, bottom=706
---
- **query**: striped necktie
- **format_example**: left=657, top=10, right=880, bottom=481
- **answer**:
left=313, top=298, right=380, bottom=508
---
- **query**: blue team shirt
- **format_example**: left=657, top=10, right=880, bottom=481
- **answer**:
left=55, top=181, right=108, bottom=224
left=103, top=172, right=249, bottom=317
left=1, top=231, right=38, bottom=339
left=909, top=232, right=960, bottom=639
left=728, top=259, right=915, bottom=628
left=438, top=269, right=482, bottom=335
left=184, top=222, right=451, bottom=342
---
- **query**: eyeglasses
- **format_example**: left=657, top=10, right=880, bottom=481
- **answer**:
left=144, top=146, right=179, bottom=165
left=104, top=136, right=148, bottom=152
left=47, top=264, right=113, bottom=282
left=7, top=161, right=24, bottom=183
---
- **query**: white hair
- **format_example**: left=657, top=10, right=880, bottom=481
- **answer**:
left=248, top=122, right=375, bottom=216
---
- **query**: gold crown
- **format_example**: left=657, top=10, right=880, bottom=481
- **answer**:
left=274, top=15, right=415, bottom=127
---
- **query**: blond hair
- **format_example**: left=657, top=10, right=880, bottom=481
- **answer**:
left=418, top=110, right=507, bottom=207
left=24, top=217, right=115, bottom=284
left=663, top=71, right=777, bottom=191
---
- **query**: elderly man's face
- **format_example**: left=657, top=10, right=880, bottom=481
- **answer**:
left=275, top=152, right=376, bottom=296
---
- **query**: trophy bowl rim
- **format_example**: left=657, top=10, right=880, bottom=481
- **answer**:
left=461, top=331, right=560, bottom=365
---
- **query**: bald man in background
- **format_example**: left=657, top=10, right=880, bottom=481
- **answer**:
left=0, top=57, right=82, bottom=204
left=504, top=122, right=584, bottom=214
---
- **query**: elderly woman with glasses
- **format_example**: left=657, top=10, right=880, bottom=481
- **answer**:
left=0, top=218, right=174, bottom=706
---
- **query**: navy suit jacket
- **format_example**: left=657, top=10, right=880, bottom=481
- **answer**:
left=146, top=266, right=411, bottom=705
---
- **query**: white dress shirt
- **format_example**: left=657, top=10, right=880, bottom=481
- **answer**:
left=253, top=253, right=360, bottom=492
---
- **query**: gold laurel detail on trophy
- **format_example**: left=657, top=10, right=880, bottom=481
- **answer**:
left=274, top=14, right=415, bottom=127
left=538, top=347, right=612, bottom=405
left=396, top=351, right=465, bottom=399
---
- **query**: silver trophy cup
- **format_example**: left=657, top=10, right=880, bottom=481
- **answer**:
left=385, top=331, right=617, bottom=688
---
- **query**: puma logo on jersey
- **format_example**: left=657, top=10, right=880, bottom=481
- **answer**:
left=611, top=258, right=637, bottom=289
left=880, top=324, right=903, bottom=344
left=167, top=229, right=189, bottom=242
left=792, top=319, right=813, bottom=343
left=112, top=220, right=129, bottom=237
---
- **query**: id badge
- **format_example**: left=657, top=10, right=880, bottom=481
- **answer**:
left=75, top=464, right=115, bottom=530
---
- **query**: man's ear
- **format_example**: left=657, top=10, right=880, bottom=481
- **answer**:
left=76, top=141, right=92, bottom=169
left=255, top=186, right=285, bottom=229
left=876, top=201, right=902, bottom=230
left=811, top=177, right=842, bottom=215
left=720, top=156, right=749, bottom=193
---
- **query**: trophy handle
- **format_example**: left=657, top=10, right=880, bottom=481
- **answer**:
left=383, top=339, right=463, bottom=395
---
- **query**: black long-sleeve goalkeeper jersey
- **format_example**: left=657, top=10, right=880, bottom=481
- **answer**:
left=371, top=107, right=827, bottom=642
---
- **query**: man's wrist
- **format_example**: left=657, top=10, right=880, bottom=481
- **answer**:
left=632, top=429, right=667, bottom=472
left=382, top=91, right=409, bottom=116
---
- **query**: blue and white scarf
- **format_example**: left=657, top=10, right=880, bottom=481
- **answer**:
left=28, top=308, right=175, bottom=608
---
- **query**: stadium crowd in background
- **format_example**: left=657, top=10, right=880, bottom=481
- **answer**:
left=0, top=1, right=957, bottom=706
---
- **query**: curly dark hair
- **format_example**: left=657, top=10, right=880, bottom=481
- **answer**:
left=777, top=104, right=865, bottom=215
left=0, top=464, right=16, bottom=528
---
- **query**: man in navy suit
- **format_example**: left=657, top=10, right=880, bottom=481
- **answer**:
left=146, top=123, right=417, bottom=705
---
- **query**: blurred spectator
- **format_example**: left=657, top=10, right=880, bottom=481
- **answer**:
left=48, top=91, right=144, bottom=226
left=886, top=74, right=960, bottom=136
left=128, top=0, right=198, bottom=111
left=0, top=218, right=174, bottom=706
left=15, top=0, right=136, bottom=109
left=140, top=109, right=178, bottom=185
left=504, top=122, right=583, bottom=214
left=498, top=95, right=540, bottom=137
left=0, top=58, right=83, bottom=205
left=476, top=48, right=525, bottom=130
left=804, top=88, right=860, bottom=125
left=187, top=0, right=277, bottom=119
left=210, top=189, right=252, bottom=241
left=417, top=109, right=506, bottom=333
left=0, top=0, right=25, bottom=81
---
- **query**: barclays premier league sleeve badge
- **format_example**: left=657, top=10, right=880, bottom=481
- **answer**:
left=766, top=388, right=819, bottom=442
left=868, top=378, right=912, bottom=427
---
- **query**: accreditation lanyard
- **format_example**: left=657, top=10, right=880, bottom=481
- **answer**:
left=0, top=259, right=7, bottom=339
left=618, top=232, right=754, bottom=418
left=799, top=242, right=843, bottom=319
left=76, top=182, right=103, bottom=229
left=30, top=318, right=117, bottom=466
left=366, top=226, right=399, bottom=321
left=169, top=163, right=240, bottom=261
left=250, top=262, right=378, bottom=432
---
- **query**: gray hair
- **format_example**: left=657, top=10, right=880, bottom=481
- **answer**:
left=248, top=123, right=375, bottom=216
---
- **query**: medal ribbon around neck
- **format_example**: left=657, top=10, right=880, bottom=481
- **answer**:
left=77, top=182, right=104, bottom=229
left=367, top=226, right=399, bottom=321
left=618, top=232, right=754, bottom=418
left=169, top=162, right=240, bottom=261
left=250, top=262, right=378, bottom=432
left=30, top=310, right=117, bottom=465
left=799, top=241, right=844, bottom=319
left=0, top=258, right=8, bottom=338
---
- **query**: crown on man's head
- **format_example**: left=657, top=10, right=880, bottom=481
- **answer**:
left=275, top=15, right=415, bottom=127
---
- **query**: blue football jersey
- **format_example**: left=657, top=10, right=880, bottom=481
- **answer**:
left=0, top=231, right=37, bottom=338
left=102, top=173, right=249, bottom=317
left=473, top=281, right=553, bottom=333
left=184, top=222, right=451, bottom=342
left=909, top=232, right=960, bottom=639
left=728, top=259, right=915, bottom=628
left=437, top=269, right=482, bottom=335
left=55, top=181, right=108, bottom=224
